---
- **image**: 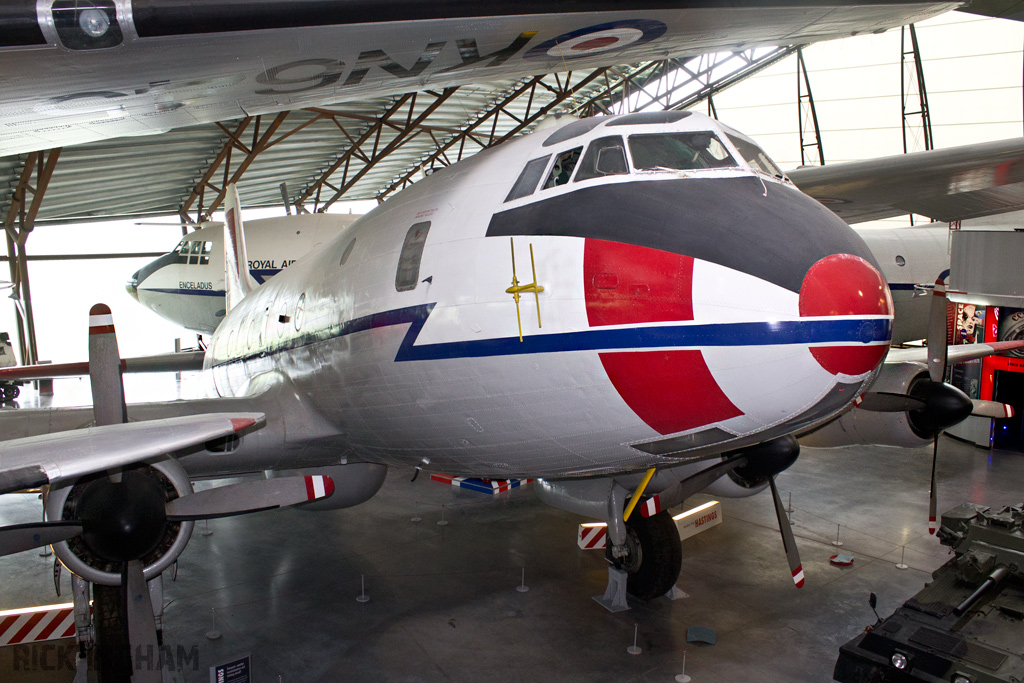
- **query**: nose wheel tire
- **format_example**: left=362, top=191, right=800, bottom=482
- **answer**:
left=607, top=510, right=682, bottom=600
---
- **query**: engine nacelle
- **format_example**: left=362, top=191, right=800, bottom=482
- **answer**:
left=44, top=459, right=194, bottom=586
left=702, top=436, right=799, bottom=497
left=266, top=462, right=387, bottom=511
left=800, top=362, right=933, bottom=449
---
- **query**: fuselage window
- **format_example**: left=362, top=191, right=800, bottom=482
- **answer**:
left=246, top=315, right=259, bottom=350
left=294, top=293, right=306, bottom=331
left=505, top=155, right=551, bottom=202
left=542, top=147, right=583, bottom=189
left=628, top=132, right=737, bottom=171
left=574, top=136, right=629, bottom=182
left=339, top=238, right=357, bottom=266
left=725, top=134, right=784, bottom=177
left=395, top=221, right=431, bottom=292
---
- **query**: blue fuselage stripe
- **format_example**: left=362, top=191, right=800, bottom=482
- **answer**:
left=212, top=303, right=891, bottom=367
left=397, top=316, right=892, bottom=362
left=146, top=287, right=226, bottom=297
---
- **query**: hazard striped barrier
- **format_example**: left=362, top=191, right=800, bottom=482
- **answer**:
left=577, top=524, right=607, bottom=549
left=576, top=501, right=722, bottom=549
left=0, top=604, right=76, bottom=646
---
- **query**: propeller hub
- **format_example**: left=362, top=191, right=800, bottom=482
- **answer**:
left=729, top=436, right=800, bottom=486
left=76, top=471, right=168, bottom=563
left=908, top=379, right=974, bottom=438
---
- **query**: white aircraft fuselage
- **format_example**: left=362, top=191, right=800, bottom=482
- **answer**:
left=129, top=217, right=951, bottom=344
left=128, top=213, right=360, bottom=333
left=200, top=112, right=894, bottom=479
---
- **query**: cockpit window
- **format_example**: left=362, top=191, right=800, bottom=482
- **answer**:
left=628, top=132, right=737, bottom=171
left=574, top=136, right=628, bottom=182
left=174, top=239, right=214, bottom=265
left=543, top=147, right=583, bottom=189
left=505, top=155, right=550, bottom=202
left=726, top=134, right=784, bottom=177
left=199, top=240, right=212, bottom=265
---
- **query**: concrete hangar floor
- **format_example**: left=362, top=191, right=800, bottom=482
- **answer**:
left=1, top=387, right=1022, bottom=681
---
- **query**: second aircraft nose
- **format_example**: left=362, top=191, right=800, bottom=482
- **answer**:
left=126, top=272, right=140, bottom=301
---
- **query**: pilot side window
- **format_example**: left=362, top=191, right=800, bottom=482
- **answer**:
left=628, top=132, right=737, bottom=171
left=542, top=147, right=583, bottom=189
left=395, top=222, right=430, bottom=292
left=505, top=155, right=551, bottom=202
left=725, top=134, right=784, bottom=177
left=174, top=240, right=189, bottom=264
left=574, top=136, right=628, bottom=182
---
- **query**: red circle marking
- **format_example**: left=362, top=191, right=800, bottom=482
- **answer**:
left=571, top=36, right=619, bottom=51
left=799, top=254, right=892, bottom=376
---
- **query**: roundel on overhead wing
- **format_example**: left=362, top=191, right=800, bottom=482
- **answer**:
left=524, top=20, right=667, bottom=61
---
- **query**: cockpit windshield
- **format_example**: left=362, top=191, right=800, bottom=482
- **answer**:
left=725, top=134, right=784, bottom=177
left=628, top=132, right=737, bottom=171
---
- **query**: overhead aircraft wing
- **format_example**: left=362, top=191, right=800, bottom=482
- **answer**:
left=0, top=413, right=264, bottom=495
left=960, top=0, right=1024, bottom=21
left=0, top=349, right=205, bottom=381
left=788, top=138, right=1024, bottom=224
left=885, top=340, right=1024, bottom=365
left=0, top=2, right=959, bottom=155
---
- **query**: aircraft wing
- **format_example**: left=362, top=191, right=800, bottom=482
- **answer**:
left=0, top=2, right=959, bottom=155
left=885, top=340, right=1024, bottom=365
left=0, top=413, right=264, bottom=495
left=788, top=138, right=1024, bottom=224
left=0, top=350, right=205, bottom=381
left=961, top=0, right=1024, bottom=21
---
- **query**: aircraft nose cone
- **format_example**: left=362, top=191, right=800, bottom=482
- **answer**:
left=126, top=271, right=140, bottom=301
left=798, top=253, right=893, bottom=377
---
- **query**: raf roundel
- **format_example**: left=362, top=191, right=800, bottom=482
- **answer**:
left=524, top=20, right=667, bottom=61
left=799, top=254, right=893, bottom=378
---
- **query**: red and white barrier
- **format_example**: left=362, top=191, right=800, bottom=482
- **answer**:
left=577, top=501, right=722, bottom=549
left=0, top=604, right=76, bottom=646
left=577, top=524, right=608, bottom=549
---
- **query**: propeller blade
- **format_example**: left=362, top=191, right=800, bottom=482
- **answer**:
left=0, top=521, right=82, bottom=557
left=927, top=277, right=949, bottom=384
left=928, top=437, right=939, bottom=535
left=970, top=400, right=1014, bottom=419
left=164, top=475, right=335, bottom=521
left=123, top=560, right=161, bottom=683
left=88, top=303, right=127, bottom=427
left=855, top=392, right=928, bottom=412
left=768, top=477, right=804, bottom=588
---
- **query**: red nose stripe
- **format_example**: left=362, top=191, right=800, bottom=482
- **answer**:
left=799, top=254, right=892, bottom=376
left=584, top=239, right=741, bottom=434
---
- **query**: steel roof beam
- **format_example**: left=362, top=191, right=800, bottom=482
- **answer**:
left=297, top=88, right=461, bottom=211
left=377, top=68, right=614, bottom=201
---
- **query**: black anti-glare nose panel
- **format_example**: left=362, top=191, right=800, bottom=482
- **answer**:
left=486, top=177, right=879, bottom=293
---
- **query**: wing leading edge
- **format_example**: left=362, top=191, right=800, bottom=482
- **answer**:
left=789, top=138, right=1024, bottom=224
left=0, top=413, right=265, bottom=495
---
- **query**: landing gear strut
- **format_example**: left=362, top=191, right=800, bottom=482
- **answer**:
left=598, top=481, right=682, bottom=607
left=608, top=511, right=682, bottom=600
